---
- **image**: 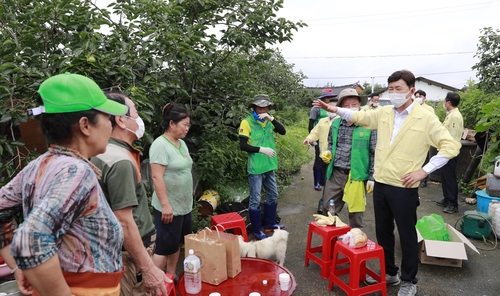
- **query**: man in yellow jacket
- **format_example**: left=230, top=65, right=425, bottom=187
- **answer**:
left=362, top=93, right=381, bottom=111
left=414, top=89, right=435, bottom=114
left=436, top=92, right=464, bottom=213
left=314, top=70, right=460, bottom=296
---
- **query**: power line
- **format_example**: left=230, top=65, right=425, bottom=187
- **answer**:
left=285, top=51, right=475, bottom=59
left=298, top=2, right=499, bottom=26
left=302, top=1, right=497, bottom=22
left=303, top=70, right=475, bottom=80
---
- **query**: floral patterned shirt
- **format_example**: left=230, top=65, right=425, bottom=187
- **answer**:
left=0, top=145, right=123, bottom=272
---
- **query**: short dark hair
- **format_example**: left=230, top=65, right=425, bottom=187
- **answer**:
left=415, top=89, right=426, bottom=97
left=387, top=70, right=415, bottom=88
left=104, top=92, right=130, bottom=129
left=445, top=92, right=460, bottom=107
left=37, top=94, right=100, bottom=145
left=161, top=102, right=191, bottom=131
left=369, top=93, right=380, bottom=99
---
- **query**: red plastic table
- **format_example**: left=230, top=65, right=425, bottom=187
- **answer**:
left=176, top=258, right=296, bottom=296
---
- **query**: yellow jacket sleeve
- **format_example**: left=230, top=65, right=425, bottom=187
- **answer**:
left=306, top=117, right=331, bottom=154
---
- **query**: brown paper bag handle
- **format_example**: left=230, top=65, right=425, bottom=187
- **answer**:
left=194, top=228, right=212, bottom=241
left=211, top=224, right=227, bottom=238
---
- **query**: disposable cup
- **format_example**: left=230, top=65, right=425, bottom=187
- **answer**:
left=279, top=273, right=290, bottom=291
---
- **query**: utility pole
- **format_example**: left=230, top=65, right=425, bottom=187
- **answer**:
left=371, top=77, right=375, bottom=94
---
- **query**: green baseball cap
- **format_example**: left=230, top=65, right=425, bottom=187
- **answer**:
left=37, top=72, right=128, bottom=115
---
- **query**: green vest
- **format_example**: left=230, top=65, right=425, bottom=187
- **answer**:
left=326, top=117, right=371, bottom=181
left=245, top=114, right=278, bottom=174
left=314, top=108, right=328, bottom=126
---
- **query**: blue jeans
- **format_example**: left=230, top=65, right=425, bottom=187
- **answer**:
left=248, top=171, right=278, bottom=210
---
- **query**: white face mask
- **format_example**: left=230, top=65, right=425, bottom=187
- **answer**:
left=327, top=112, right=336, bottom=118
left=415, top=97, right=423, bottom=105
left=443, top=102, right=448, bottom=111
left=125, top=115, right=145, bottom=139
left=350, top=107, right=359, bottom=112
left=372, top=103, right=379, bottom=107
left=388, top=90, right=411, bottom=108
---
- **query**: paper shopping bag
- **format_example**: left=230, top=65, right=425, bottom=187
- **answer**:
left=210, top=225, right=242, bottom=278
left=184, top=230, right=227, bottom=285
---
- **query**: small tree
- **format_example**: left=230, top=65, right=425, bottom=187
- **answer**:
left=472, top=27, right=500, bottom=172
left=473, top=27, right=500, bottom=94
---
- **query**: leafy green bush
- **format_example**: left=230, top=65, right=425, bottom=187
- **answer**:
left=274, top=108, right=313, bottom=185
left=191, top=202, right=211, bottom=232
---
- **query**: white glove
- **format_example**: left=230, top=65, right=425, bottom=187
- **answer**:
left=366, top=180, right=374, bottom=194
left=259, top=147, right=277, bottom=158
left=258, top=112, right=274, bottom=121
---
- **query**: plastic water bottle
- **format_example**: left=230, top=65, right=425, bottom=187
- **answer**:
left=184, top=249, right=201, bottom=294
left=328, top=199, right=335, bottom=216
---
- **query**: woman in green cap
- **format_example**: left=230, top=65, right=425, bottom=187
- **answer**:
left=0, top=73, right=128, bottom=296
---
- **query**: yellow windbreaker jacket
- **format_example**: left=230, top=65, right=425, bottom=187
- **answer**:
left=306, top=116, right=333, bottom=154
left=351, top=102, right=461, bottom=188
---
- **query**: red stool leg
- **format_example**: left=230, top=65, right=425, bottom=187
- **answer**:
left=304, top=224, right=313, bottom=266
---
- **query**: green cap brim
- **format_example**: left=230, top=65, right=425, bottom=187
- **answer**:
left=93, top=99, right=128, bottom=116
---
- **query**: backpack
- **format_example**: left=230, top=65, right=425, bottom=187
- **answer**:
left=215, top=202, right=251, bottom=233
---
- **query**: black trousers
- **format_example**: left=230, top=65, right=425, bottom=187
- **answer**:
left=373, top=182, right=420, bottom=284
left=440, top=156, right=458, bottom=207
left=313, top=144, right=323, bottom=169
left=313, top=144, right=327, bottom=184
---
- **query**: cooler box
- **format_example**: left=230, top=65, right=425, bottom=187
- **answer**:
left=476, top=190, right=500, bottom=213
left=460, top=210, right=492, bottom=240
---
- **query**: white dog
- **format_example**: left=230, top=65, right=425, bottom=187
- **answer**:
left=238, top=228, right=289, bottom=266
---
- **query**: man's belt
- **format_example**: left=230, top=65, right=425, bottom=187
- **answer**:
left=335, top=167, right=350, bottom=174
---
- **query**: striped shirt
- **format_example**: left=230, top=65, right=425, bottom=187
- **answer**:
left=0, top=145, right=123, bottom=272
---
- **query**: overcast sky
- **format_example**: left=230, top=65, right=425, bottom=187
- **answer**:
left=274, top=0, right=500, bottom=89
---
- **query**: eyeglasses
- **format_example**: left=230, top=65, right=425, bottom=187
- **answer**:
left=163, top=103, right=172, bottom=116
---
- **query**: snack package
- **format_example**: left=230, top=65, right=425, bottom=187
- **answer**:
left=341, top=228, right=368, bottom=248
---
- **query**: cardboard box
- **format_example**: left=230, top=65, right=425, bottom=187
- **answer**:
left=416, top=224, right=479, bottom=267
left=461, top=128, right=476, bottom=142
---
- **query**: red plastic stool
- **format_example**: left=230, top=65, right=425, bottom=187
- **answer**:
left=210, top=212, right=249, bottom=242
left=304, top=222, right=351, bottom=279
left=328, top=239, right=386, bottom=296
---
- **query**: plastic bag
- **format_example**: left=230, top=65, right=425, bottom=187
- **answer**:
left=416, top=213, right=450, bottom=241
left=341, top=228, right=368, bottom=248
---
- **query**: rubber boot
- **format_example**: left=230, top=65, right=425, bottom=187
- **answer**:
left=263, top=203, right=285, bottom=232
left=313, top=168, right=322, bottom=191
left=249, top=209, right=268, bottom=240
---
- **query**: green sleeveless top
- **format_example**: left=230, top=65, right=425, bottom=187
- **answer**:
left=326, top=117, right=371, bottom=181
left=245, top=114, right=278, bottom=174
